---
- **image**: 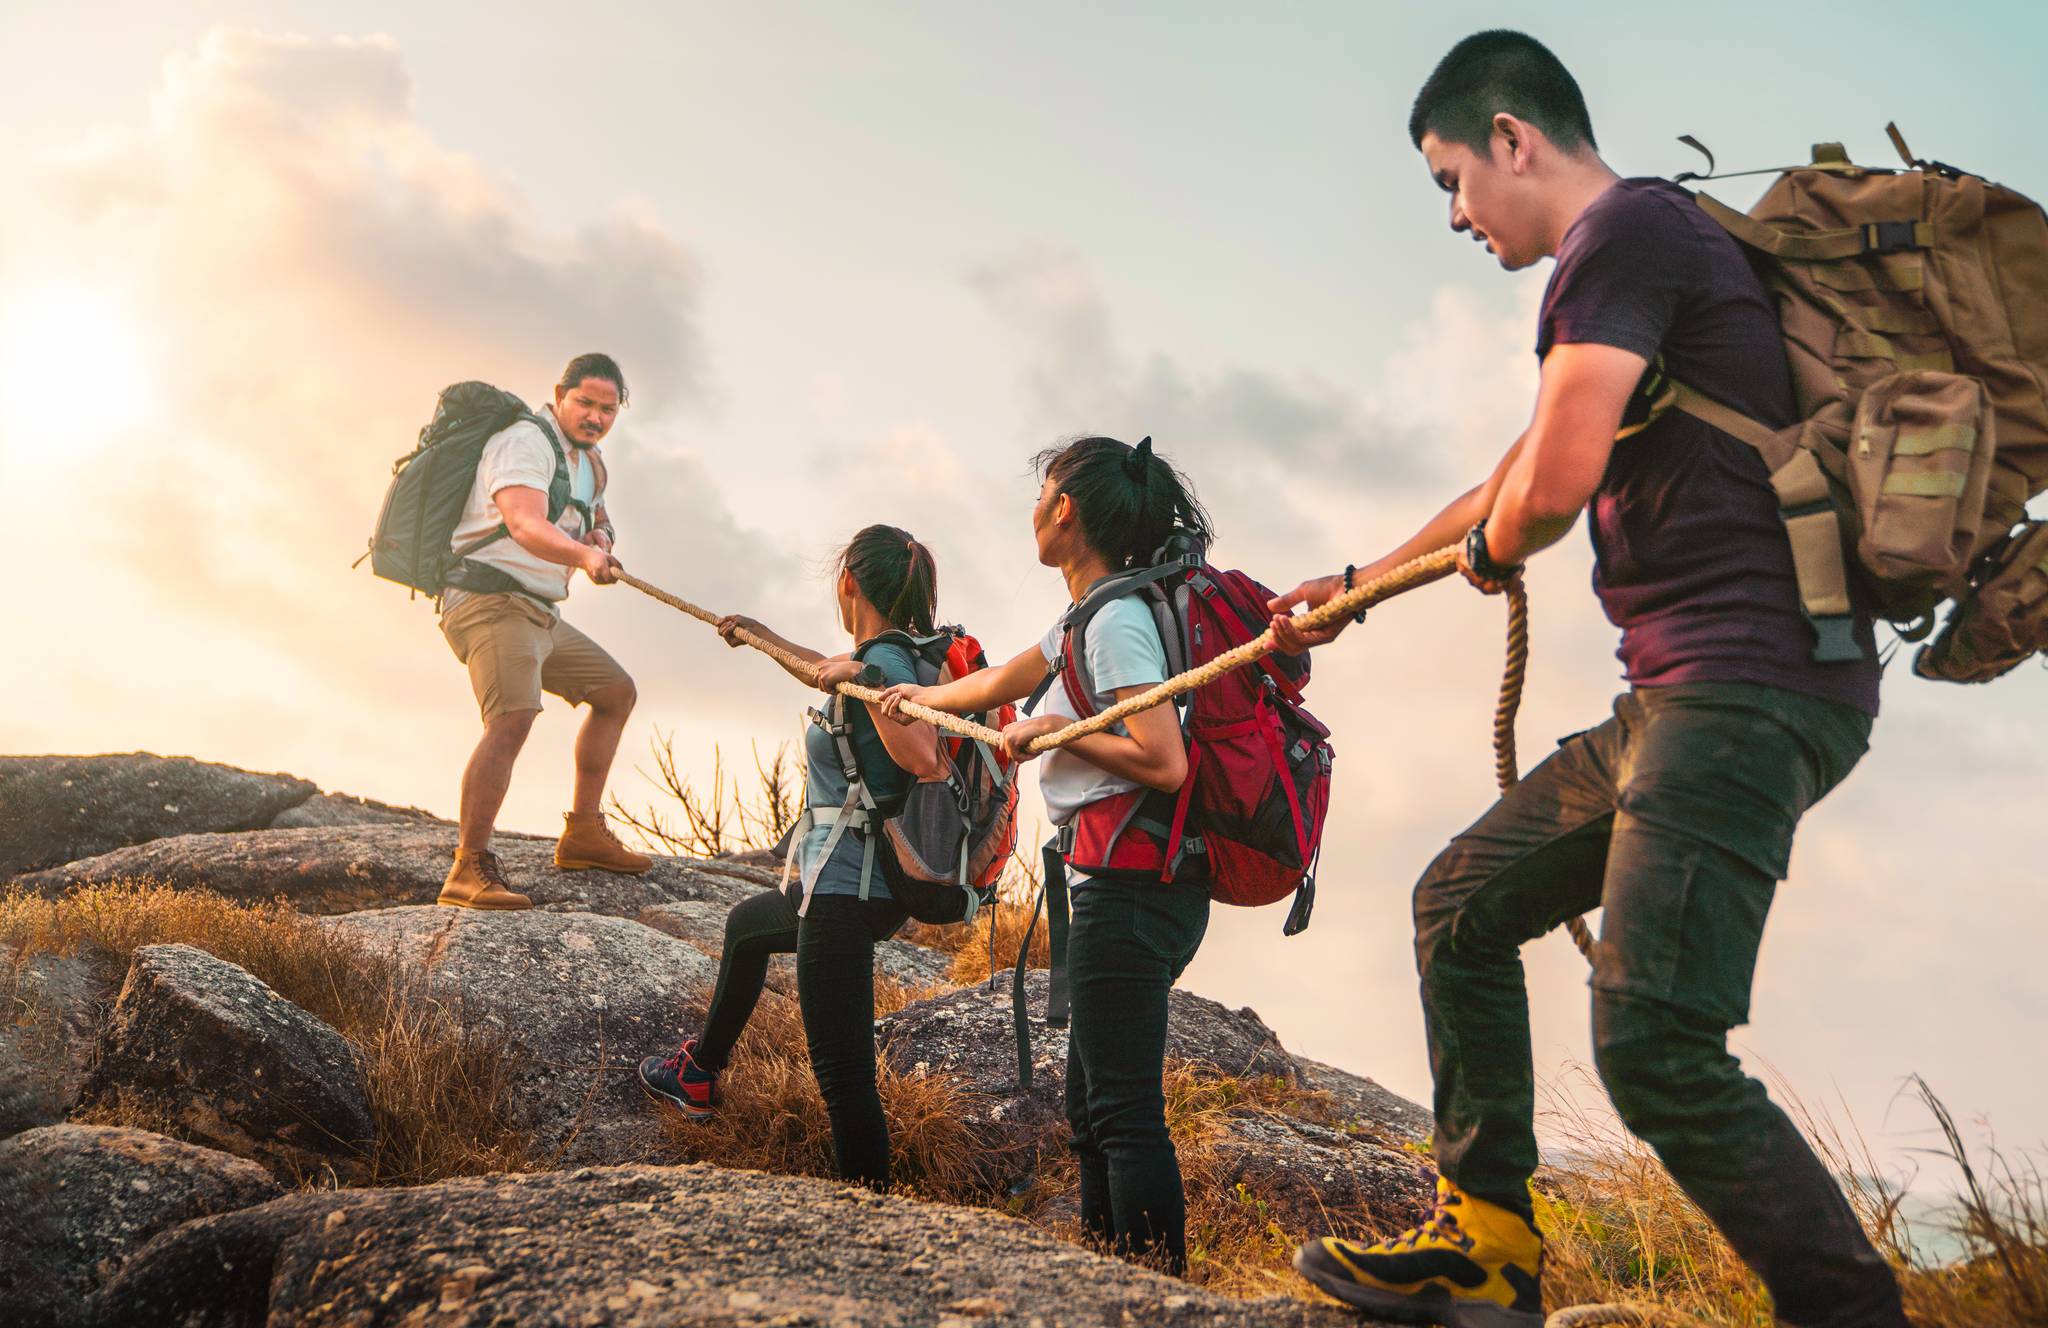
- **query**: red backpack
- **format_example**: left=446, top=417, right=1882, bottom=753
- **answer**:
left=1032, top=533, right=1335, bottom=931
left=1010, top=535, right=1336, bottom=1087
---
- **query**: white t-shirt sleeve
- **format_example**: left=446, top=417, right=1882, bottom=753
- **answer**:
left=1084, top=598, right=1168, bottom=693
left=478, top=422, right=556, bottom=500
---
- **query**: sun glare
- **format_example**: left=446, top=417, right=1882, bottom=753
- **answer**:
left=0, top=282, right=156, bottom=465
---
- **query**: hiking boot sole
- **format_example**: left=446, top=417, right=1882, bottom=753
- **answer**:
left=1292, top=1248, right=1538, bottom=1328
left=552, top=857, right=653, bottom=876
left=636, top=1067, right=715, bottom=1121
left=436, top=892, right=533, bottom=911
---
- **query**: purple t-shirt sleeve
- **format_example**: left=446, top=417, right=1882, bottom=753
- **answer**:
left=1538, top=192, right=1698, bottom=363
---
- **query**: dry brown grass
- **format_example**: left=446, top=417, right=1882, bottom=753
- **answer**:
left=899, top=855, right=1054, bottom=986
left=1532, top=1063, right=2048, bottom=1327
left=644, top=973, right=1018, bottom=1204
left=0, top=881, right=531, bottom=1186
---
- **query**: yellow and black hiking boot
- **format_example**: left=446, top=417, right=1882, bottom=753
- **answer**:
left=1293, top=1177, right=1542, bottom=1326
left=555, top=812, right=653, bottom=875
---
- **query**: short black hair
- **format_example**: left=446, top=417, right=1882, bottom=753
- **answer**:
left=1408, top=30, right=1596, bottom=155
left=558, top=352, right=629, bottom=406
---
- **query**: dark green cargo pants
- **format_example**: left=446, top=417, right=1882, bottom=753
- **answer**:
left=1413, top=682, right=1906, bottom=1328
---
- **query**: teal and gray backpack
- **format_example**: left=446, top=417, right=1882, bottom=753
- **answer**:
left=360, top=382, right=582, bottom=597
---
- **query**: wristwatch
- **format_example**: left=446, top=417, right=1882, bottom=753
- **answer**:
left=1464, top=520, right=1521, bottom=584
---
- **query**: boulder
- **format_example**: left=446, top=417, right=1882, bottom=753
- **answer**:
left=0, top=753, right=316, bottom=878
left=267, top=790, right=446, bottom=829
left=0, top=1123, right=281, bottom=1328
left=0, top=943, right=121, bottom=1136
left=323, top=907, right=718, bottom=1163
left=1293, top=1055, right=1433, bottom=1142
left=878, top=969, right=1303, bottom=1180
left=81, top=944, right=374, bottom=1177
left=636, top=899, right=957, bottom=994
left=1202, top=1113, right=1435, bottom=1241
left=22, top=823, right=760, bottom=917
left=91, top=1163, right=1362, bottom=1328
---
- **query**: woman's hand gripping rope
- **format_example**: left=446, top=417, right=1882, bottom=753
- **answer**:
left=619, top=558, right=1593, bottom=962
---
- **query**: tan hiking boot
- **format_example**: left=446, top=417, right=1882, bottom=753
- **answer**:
left=554, top=812, right=652, bottom=875
left=438, top=849, right=533, bottom=910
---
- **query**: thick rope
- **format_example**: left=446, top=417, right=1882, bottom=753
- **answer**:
left=1489, top=578, right=1598, bottom=965
left=622, top=551, right=1596, bottom=965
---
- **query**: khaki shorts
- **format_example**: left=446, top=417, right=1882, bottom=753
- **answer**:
left=440, top=593, right=631, bottom=724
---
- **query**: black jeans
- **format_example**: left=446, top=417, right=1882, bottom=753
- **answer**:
left=1064, top=874, right=1210, bottom=1274
left=1413, top=683, right=1904, bottom=1328
left=693, top=886, right=907, bottom=1189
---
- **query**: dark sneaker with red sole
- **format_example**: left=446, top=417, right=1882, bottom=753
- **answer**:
left=639, top=1038, right=717, bottom=1120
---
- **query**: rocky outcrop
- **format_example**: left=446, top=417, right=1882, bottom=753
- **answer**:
left=23, top=823, right=760, bottom=916
left=0, top=1123, right=281, bottom=1328
left=1203, top=1113, right=1435, bottom=1240
left=878, top=969, right=1435, bottom=1234
left=636, top=898, right=956, bottom=993
left=81, top=944, right=374, bottom=1177
left=881, top=969, right=1302, bottom=1145
left=0, top=943, right=120, bottom=1136
left=266, top=790, right=445, bottom=829
left=0, top=753, right=317, bottom=878
left=323, top=907, right=717, bottom=1163
left=1295, top=1055, right=1433, bottom=1142
left=91, top=1163, right=1364, bottom=1328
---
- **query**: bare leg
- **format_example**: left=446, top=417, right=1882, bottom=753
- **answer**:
left=458, top=709, right=541, bottom=853
left=571, top=679, right=637, bottom=815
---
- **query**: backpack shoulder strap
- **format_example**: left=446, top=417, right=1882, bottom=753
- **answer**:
left=1024, top=562, right=1189, bottom=715
left=1667, top=381, right=1863, bottom=662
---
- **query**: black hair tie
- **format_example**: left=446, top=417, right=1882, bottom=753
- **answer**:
left=1123, top=436, right=1154, bottom=482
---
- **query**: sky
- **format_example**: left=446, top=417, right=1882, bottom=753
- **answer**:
left=2, top=1, right=2043, bottom=1191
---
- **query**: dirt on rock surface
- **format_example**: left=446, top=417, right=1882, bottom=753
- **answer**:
left=91, top=1162, right=1374, bottom=1328
left=0, top=1123, right=282, bottom=1328
left=22, top=823, right=762, bottom=916
left=0, top=753, right=318, bottom=878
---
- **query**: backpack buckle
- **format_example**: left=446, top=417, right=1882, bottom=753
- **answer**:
left=1863, top=220, right=1921, bottom=254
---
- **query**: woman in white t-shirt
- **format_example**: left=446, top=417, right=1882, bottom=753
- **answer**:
left=879, top=435, right=1212, bottom=1274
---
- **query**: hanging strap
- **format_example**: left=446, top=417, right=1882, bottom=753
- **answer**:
left=1666, top=383, right=1864, bottom=663
left=1012, top=839, right=1074, bottom=1092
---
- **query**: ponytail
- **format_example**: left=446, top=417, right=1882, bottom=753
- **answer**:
left=839, top=524, right=938, bottom=635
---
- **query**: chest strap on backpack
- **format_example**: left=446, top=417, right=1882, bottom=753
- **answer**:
left=782, top=700, right=886, bottom=913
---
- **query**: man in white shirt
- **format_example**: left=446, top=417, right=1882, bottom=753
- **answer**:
left=437, top=352, right=652, bottom=909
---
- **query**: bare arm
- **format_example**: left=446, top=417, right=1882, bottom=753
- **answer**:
left=495, top=486, right=617, bottom=583
left=1479, top=342, right=1641, bottom=567
left=1266, top=430, right=1529, bottom=649
left=714, top=615, right=827, bottom=686
left=998, top=684, right=1186, bottom=793
left=875, top=642, right=1050, bottom=722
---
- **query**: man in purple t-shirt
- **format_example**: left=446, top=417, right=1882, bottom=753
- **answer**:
left=1271, top=30, right=1904, bottom=1328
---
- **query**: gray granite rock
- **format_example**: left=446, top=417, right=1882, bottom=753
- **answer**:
left=0, top=753, right=316, bottom=878
left=0, top=943, right=120, bottom=1137
left=91, top=1163, right=1368, bottom=1328
left=81, top=944, right=373, bottom=1177
left=23, top=823, right=760, bottom=917
left=0, top=1123, right=281, bottom=1328
left=323, top=907, right=717, bottom=1164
